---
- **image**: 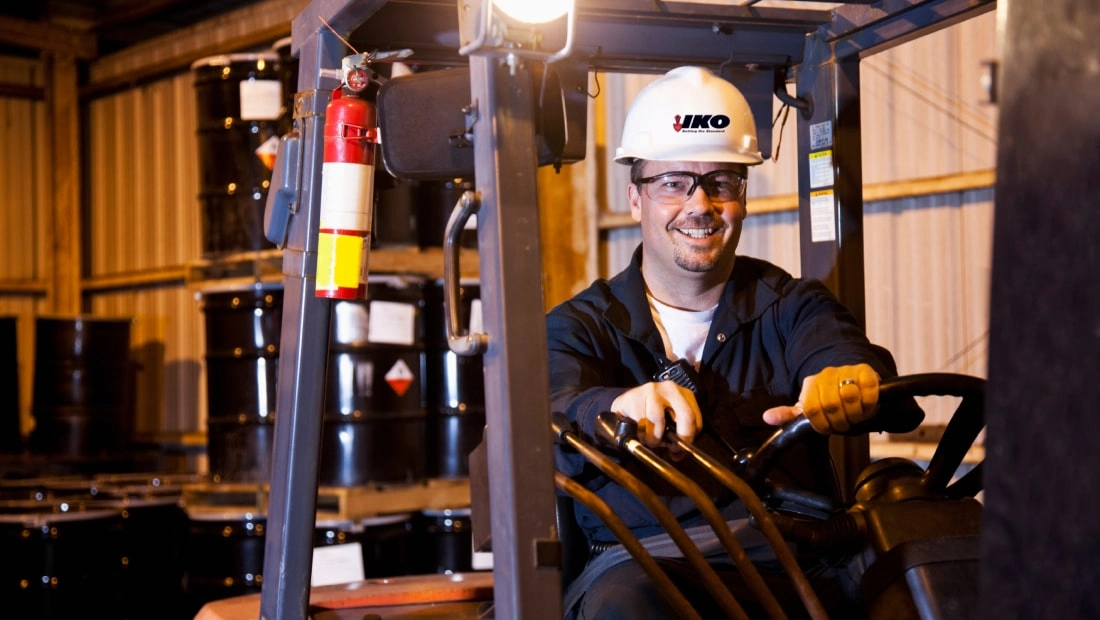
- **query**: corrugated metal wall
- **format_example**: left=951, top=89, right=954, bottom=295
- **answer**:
left=87, top=72, right=207, bottom=438
left=0, top=56, right=49, bottom=436
left=599, top=12, right=998, bottom=427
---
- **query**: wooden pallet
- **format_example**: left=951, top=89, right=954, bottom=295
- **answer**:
left=181, top=481, right=270, bottom=516
left=315, top=478, right=471, bottom=520
left=180, top=478, right=471, bottom=521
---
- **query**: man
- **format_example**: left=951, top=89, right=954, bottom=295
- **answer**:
left=547, top=66, right=914, bottom=618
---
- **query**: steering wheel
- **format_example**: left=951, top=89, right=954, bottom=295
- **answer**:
left=743, top=372, right=985, bottom=501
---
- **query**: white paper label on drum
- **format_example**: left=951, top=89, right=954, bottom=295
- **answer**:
left=368, top=301, right=416, bottom=345
left=239, top=79, right=283, bottom=120
left=472, top=547, right=494, bottom=570
left=312, top=542, right=365, bottom=586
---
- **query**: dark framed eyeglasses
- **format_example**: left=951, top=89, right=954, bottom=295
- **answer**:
left=632, top=170, right=747, bottom=204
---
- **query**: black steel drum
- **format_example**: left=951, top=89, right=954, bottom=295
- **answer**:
left=192, top=53, right=282, bottom=257
left=412, top=178, right=477, bottom=249
left=415, top=507, right=475, bottom=575
left=201, top=287, right=282, bottom=483
left=29, top=316, right=133, bottom=460
left=422, top=280, right=486, bottom=479
left=0, top=477, right=51, bottom=501
left=0, top=316, right=21, bottom=453
left=373, top=174, right=416, bottom=248
left=0, top=498, right=127, bottom=619
left=314, top=513, right=416, bottom=579
left=183, top=509, right=266, bottom=616
left=359, top=513, right=417, bottom=577
left=319, top=276, right=429, bottom=486
left=102, top=478, right=190, bottom=620
left=374, top=177, right=478, bottom=250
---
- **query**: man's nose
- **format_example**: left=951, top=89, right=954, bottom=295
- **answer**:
left=683, top=184, right=719, bottom=214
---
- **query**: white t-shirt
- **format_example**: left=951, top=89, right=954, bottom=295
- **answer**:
left=647, top=294, right=716, bottom=369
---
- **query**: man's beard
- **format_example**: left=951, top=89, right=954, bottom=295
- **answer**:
left=672, top=246, right=722, bottom=272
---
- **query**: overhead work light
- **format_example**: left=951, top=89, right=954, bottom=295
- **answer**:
left=458, top=0, right=576, bottom=62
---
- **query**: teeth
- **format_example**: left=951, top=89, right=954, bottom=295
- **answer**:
left=678, top=228, right=715, bottom=239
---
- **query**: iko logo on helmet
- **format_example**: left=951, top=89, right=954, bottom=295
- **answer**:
left=672, top=114, right=732, bottom=133
left=614, top=66, right=763, bottom=166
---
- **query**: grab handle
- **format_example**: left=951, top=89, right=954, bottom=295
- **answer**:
left=444, top=190, right=488, bottom=356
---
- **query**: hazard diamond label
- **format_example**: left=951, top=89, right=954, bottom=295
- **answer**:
left=255, top=135, right=281, bottom=170
left=384, top=359, right=415, bottom=397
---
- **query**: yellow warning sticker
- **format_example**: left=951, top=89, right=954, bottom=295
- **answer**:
left=317, top=232, right=364, bottom=290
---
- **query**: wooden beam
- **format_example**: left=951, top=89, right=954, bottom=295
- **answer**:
left=597, top=169, right=997, bottom=230
left=0, top=279, right=48, bottom=296
left=863, top=169, right=995, bottom=202
left=82, top=267, right=188, bottom=294
left=0, top=15, right=97, bottom=60
left=0, top=82, right=45, bottom=100
left=44, top=52, right=83, bottom=315
left=85, top=0, right=308, bottom=97
left=77, top=247, right=481, bottom=297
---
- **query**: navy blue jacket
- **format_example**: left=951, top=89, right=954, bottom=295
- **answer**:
left=547, top=247, right=913, bottom=543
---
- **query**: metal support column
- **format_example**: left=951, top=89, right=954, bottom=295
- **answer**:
left=794, top=36, right=869, bottom=499
left=983, top=0, right=1100, bottom=616
left=468, top=54, right=563, bottom=618
left=259, top=27, right=344, bottom=620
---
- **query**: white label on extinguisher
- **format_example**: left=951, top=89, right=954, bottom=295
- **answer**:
left=239, top=79, right=282, bottom=120
left=367, top=301, right=416, bottom=345
left=319, top=162, right=375, bottom=231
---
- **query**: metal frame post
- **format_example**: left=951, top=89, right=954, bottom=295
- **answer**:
left=468, top=54, right=563, bottom=619
left=259, top=27, right=344, bottom=620
left=794, top=36, right=869, bottom=498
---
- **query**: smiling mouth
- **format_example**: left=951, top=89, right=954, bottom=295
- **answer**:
left=673, top=226, right=721, bottom=239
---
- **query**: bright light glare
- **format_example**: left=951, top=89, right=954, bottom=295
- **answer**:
left=493, top=0, right=572, bottom=24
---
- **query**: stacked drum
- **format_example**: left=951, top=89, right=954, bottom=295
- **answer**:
left=0, top=496, right=126, bottom=618
left=320, top=276, right=430, bottom=487
left=191, top=53, right=283, bottom=257
left=186, top=46, right=297, bottom=613
left=422, top=278, right=485, bottom=481
left=200, top=287, right=283, bottom=484
left=192, top=286, right=281, bottom=614
left=182, top=507, right=267, bottom=615
left=0, top=473, right=194, bottom=620
left=0, top=316, right=20, bottom=454
left=28, top=316, right=134, bottom=463
left=183, top=41, right=489, bottom=595
left=314, top=513, right=417, bottom=580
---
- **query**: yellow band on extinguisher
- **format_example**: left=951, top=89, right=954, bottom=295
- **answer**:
left=316, top=231, right=364, bottom=291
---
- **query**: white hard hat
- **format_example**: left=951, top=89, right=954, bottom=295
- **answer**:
left=614, top=66, right=763, bottom=166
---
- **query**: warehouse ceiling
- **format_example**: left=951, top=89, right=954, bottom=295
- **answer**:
left=0, top=0, right=264, bottom=57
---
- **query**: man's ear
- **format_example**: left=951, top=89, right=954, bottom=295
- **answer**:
left=628, top=183, right=643, bottom=223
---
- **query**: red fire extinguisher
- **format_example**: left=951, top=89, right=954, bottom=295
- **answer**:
left=316, top=86, right=379, bottom=299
